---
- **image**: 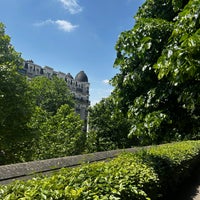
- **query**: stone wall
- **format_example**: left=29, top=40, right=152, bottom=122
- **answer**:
left=0, top=147, right=148, bottom=184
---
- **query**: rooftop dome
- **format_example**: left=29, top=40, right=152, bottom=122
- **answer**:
left=75, top=71, right=88, bottom=82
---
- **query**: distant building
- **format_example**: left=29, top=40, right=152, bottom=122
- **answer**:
left=23, top=60, right=90, bottom=130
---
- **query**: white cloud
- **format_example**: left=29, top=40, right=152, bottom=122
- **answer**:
left=58, top=0, right=82, bottom=14
left=102, top=79, right=110, bottom=85
left=34, top=20, right=53, bottom=26
left=34, top=19, right=78, bottom=32
left=55, top=20, right=78, bottom=32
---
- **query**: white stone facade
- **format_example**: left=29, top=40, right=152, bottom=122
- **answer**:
left=22, top=60, right=90, bottom=129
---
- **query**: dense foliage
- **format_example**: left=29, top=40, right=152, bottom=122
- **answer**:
left=1, top=0, right=199, bottom=164
left=110, top=0, right=200, bottom=144
left=29, top=76, right=74, bottom=114
left=1, top=140, right=200, bottom=199
left=29, top=104, right=85, bottom=160
left=0, top=23, right=35, bottom=164
left=27, top=76, right=86, bottom=160
left=87, top=0, right=200, bottom=148
left=0, top=23, right=85, bottom=164
left=87, top=96, right=133, bottom=152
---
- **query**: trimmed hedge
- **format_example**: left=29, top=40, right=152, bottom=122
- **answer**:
left=0, top=140, right=200, bottom=199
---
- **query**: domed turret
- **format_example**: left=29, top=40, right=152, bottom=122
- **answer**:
left=75, top=71, right=88, bottom=82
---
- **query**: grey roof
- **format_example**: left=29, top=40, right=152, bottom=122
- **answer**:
left=66, top=73, right=74, bottom=79
left=75, top=71, right=88, bottom=82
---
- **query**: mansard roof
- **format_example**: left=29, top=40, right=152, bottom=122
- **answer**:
left=66, top=73, right=74, bottom=79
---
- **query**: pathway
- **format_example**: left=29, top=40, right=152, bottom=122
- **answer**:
left=171, top=166, right=200, bottom=200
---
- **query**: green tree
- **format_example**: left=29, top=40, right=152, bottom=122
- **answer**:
left=28, top=68, right=85, bottom=160
left=0, top=23, right=34, bottom=164
left=112, top=0, right=200, bottom=145
left=0, top=22, right=85, bottom=164
left=30, top=105, right=85, bottom=160
left=29, top=75, right=74, bottom=114
left=87, top=96, right=134, bottom=152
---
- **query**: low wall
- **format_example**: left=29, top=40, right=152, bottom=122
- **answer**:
left=0, top=147, right=147, bottom=184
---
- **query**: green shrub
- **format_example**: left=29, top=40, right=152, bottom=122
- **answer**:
left=142, top=140, right=200, bottom=197
left=0, top=155, right=159, bottom=199
left=0, top=140, right=200, bottom=200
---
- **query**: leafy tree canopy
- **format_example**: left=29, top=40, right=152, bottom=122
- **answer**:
left=29, top=104, right=85, bottom=160
left=0, top=22, right=84, bottom=164
left=29, top=75, right=74, bottom=114
left=111, top=0, right=200, bottom=145
left=87, top=95, right=134, bottom=152
left=0, top=23, right=35, bottom=164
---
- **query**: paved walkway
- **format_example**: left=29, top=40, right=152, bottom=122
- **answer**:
left=171, top=166, right=200, bottom=200
left=193, top=187, right=200, bottom=200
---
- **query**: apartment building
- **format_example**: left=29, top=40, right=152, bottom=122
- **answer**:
left=22, top=60, right=90, bottom=129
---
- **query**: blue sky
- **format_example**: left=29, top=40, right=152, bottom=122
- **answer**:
left=0, top=0, right=145, bottom=105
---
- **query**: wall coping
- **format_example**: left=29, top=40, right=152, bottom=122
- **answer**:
left=0, top=147, right=148, bottom=184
